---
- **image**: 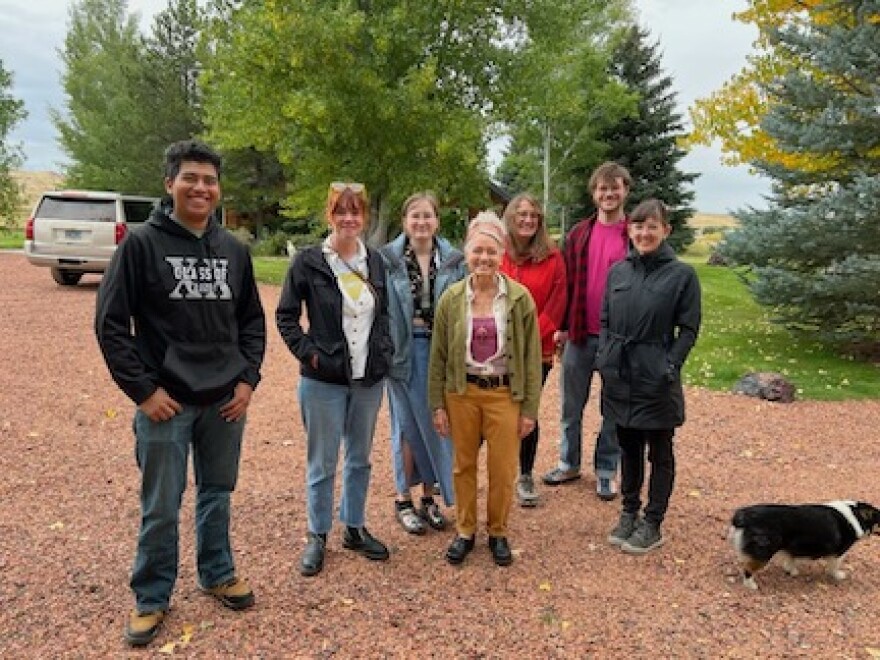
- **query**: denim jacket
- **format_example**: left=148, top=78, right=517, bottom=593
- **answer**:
left=380, top=234, right=465, bottom=381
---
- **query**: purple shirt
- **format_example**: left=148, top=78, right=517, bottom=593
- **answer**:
left=470, top=317, right=498, bottom=363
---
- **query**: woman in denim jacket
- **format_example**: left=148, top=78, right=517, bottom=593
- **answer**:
left=381, top=192, right=466, bottom=535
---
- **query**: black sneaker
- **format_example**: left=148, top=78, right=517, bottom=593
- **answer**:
left=342, top=526, right=389, bottom=560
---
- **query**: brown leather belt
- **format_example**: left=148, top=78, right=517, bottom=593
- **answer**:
left=466, top=374, right=510, bottom=389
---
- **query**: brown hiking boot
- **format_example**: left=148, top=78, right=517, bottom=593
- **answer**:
left=124, top=609, right=165, bottom=646
left=200, top=576, right=255, bottom=610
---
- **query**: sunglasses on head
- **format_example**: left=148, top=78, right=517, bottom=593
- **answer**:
left=330, top=181, right=365, bottom=194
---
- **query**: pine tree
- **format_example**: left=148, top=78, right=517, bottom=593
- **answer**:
left=581, top=25, right=697, bottom=251
left=720, top=1, right=880, bottom=352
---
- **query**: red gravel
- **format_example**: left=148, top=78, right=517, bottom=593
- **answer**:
left=1, top=251, right=879, bottom=658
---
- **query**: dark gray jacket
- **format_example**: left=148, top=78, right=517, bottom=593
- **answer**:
left=596, top=242, right=701, bottom=429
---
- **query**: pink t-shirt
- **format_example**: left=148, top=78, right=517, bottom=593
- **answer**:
left=586, top=220, right=628, bottom=335
left=470, top=317, right=498, bottom=363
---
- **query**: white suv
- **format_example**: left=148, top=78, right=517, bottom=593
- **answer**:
left=24, top=190, right=158, bottom=285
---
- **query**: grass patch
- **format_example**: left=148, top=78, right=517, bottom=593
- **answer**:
left=0, top=229, right=24, bottom=250
left=682, top=256, right=880, bottom=400
left=253, top=256, right=291, bottom=286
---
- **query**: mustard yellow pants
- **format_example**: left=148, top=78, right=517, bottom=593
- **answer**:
left=445, top=384, right=520, bottom=537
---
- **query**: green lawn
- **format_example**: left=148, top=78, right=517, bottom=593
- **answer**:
left=0, top=229, right=24, bottom=249
left=682, top=256, right=879, bottom=400
left=253, top=254, right=880, bottom=401
left=253, top=256, right=291, bottom=286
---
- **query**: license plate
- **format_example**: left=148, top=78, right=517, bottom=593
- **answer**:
left=65, top=229, right=83, bottom=240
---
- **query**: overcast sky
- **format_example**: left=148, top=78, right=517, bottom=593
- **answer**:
left=0, top=0, right=770, bottom=213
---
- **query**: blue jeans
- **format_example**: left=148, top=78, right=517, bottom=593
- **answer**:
left=131, top=400, right=244, bottom=613
left=299, top=376, right=384, bottom=534
left=387, top=333, right=454, bottom=505
left=558, top=336, right=619, bottom=478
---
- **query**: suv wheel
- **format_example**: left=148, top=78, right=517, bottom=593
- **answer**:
left=51, top=268, right=84, bottom=286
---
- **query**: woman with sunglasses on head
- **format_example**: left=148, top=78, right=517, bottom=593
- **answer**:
left=380, top=192, right=466, bottom=536
left=429, top=211, right=542, bottom=567
left=500, top=194, right=567, bottom=508
left=277, top=182, right=394, bottom=577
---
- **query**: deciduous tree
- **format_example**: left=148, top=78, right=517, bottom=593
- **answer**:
left=202, top=0, right=501, bottom=243
left=0, top=59, right=27, bottom=224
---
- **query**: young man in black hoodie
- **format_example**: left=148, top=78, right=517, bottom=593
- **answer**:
left=95, top=140, right=266, bottom=647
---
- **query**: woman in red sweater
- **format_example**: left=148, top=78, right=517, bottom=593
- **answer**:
left=500, top=193, right=567, bottom=507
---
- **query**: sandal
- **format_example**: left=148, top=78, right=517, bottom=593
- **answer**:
left=418, top=498, right=447, bottom=530
left=395, top=502, right=426, bottom=535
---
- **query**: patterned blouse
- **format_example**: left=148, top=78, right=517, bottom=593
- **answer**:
left=403, top=237, right=438, bottom=328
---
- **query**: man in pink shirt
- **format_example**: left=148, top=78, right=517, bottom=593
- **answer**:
left=543, top=162, right=630, bottom=500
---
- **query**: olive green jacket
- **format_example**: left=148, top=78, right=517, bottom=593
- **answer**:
left=428, top=274, right=543, bottom=419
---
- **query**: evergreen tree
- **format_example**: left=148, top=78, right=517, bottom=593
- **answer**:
left=720, top=0, right=880, bottom=352
left=582, top=25, right=697, bottom=251
left=0, top=58, right=27, bottom=223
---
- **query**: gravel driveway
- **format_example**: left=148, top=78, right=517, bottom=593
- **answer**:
left=1, top=252, right=879, bottom=657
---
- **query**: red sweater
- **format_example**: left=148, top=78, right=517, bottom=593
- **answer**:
left=501, top=249, right=567, bottom=361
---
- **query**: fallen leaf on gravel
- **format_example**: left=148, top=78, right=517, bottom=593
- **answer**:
left=688, top=490, right=702, bottom=498
left=561, top=621, right=571, bottom=631
left=180, top=624, right=195, bottom=644
left=539, top=582, right=552, bottom=591
left=739, top=449, right=754, bottom=458
left=158, top=642, right=176, bottom=654
left=865, top=648, right=880, bottom=658
left=49, top=521, right=64, bottom=530
left=27, top=431, right=40, bottom=437
left=674, top=558, right=685, bottom=564
left=104, top=409, right=117, bottom=419
left=340, top=597, right=355, bottom=605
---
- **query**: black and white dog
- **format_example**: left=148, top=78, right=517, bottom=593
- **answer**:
left=729, top=500, right=880, bottom=590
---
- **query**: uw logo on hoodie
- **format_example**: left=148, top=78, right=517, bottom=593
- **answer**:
left=165, top=256, right=233, bottom=300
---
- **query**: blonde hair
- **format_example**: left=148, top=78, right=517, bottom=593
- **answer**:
left=502, top=193, right=556, bottom=263
left=465, top=211, right=507, bottom=251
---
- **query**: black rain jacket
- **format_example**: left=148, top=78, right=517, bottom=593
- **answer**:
left=596, top=242, right=701, bottom=429
left=94, top=199, right=266, bottom=405
left=276, top=244, right=392, bottom=386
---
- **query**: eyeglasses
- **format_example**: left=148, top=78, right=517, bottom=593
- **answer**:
left=330, top=181, right=365, bottom=194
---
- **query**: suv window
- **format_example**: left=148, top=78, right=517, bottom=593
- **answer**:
left=122, top=199, right=155, bottom=224
left=36, top=198, right=116, bottom=222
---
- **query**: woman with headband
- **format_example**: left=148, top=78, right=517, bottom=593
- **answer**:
left=428, top=211, right=542, bottom=567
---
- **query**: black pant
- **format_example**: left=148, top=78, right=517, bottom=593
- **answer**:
left=519, top=362, right=553, bottom=475
left=617, top=427, right=675, bottom=526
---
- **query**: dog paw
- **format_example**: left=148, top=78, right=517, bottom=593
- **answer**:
left=743, top=576, right=758, bottom=590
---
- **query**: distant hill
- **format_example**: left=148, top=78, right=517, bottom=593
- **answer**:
left=6, top=170, right=66, bottom=227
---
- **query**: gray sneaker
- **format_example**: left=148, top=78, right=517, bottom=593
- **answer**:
left=607, top=512, right=639, bottom=546
left=621, top=520, right=665, bottom=555
left=516, top=474, right=539, bottom=507
left=542, top=466, right=581, bottom=485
